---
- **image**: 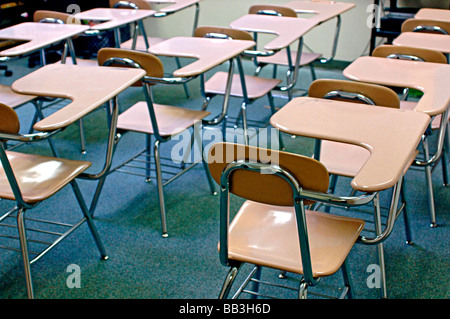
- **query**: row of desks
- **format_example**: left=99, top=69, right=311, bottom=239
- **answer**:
left=5, top=1, right=448, bottom=225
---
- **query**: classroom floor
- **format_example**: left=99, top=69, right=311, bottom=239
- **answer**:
left=0, top=52, right=448, bottom=300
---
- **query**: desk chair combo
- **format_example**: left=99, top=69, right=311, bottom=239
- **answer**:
left=248, top=4, right=320, bottom=100
left=306, top=78, right=417, bottom=298
left=194, top=26, right=283, bottom=148
left=33, top=10, right=100, bottom=155
left=0, top=103, right=108, bottom=299
left=207, top=142, right=370, bottom=299
left=371, top=44, right=449, bottom=228
left=111, top=0, right=200, bottom=99
left=97, top=47, right=216, bottom=238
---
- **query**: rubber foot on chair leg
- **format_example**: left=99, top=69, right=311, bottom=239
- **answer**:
left=162, top=233, right=169, bottom=238
left=101, top=255, right=109, bottom=261
left=406, top=240, right=414, bottom=245
left=430, top=223, right=438, bottom=228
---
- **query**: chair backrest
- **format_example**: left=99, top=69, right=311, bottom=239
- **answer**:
left=208, top=142, right=329, bottom=207
left=372, top=44, right=448, bottom=64
left=308, top=79, right=400, bottom=108
left=109, top=0, right=152, bottom=10
left=0, top=103, right=20, bottom=135
left=194, top=26, right=254, bottom=41
left=248, top=4, right=297, bottom=18
left=33, top=10, right=71, bottom=24
left=97, top=47, right=164, bottom=86
left=401, top=18, right=450, bottom=34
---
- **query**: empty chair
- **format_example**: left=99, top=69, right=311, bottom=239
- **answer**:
left=307, top=78, right=415, bottom=299
left=97, top=47, right=216, bottom=237
left=0, top=103, right=108, bottom=299
left=194, top=26, right=283, bottom=147
left=372, top=44, right=449, bottom=226
left=207, top=142, right=368, bottom=299
left=249, top=4, right=322, bottom=99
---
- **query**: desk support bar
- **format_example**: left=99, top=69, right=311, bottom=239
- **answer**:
left=413, top=107, right=449, bottom=167
left=202, top=59, right=235, bottom=126
left=358, top=176, right=404, bottom=245
left=78, top=97, right=120, bottom=217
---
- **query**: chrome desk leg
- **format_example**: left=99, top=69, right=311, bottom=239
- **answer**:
left=17, top=207, right=34, bottom=299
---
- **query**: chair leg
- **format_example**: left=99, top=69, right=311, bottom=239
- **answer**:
left=442, top=124, right=449, bottom=186
left=154, top=139, right=168, bottom=237
left=373, top=193, right=387, bottom=299
left=194, top=124, right=217, bottom=195
left=175, top=57, right=190, bottom=99
left=324, top=174, right=338, bottom=213
left=79, top=119, right=86, bottom=154
left=71, top=180, right=108, bottom=260
left=400, top=179, right=413, bottom=244
left=309, top=63, right=317, bottom=82
left=250, top=266, right=262, bottom=299
left=422, top=137, right=437, bottom=227
left=341, top=258, right=354, bottom=299
left=240, top=101, right=249, bottom=146
left=145, top=134, right=152, bottom=182
left=298, top=280, right=308, bottom=299
left=16, top=207, right=34, bottom=299
left=267, top=92, right=285, bottom=150
left=218, top=263, right=243, bottom=299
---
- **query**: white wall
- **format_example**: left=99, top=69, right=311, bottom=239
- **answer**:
left=143, top=0, right=449, bottom=62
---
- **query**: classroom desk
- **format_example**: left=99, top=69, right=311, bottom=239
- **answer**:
left=344, top=56, right=450, bottom=227
left=285, top=0, right=355, bottom=23
left=270, top=96, right=429, bottom=243
left=11, top=63, right=146, bottom=215
left=284, top=0, right=354, bottom=62
left=230, top=14, right=317, bottom=53
left=147, top=0, right=200, bottom=14
left=121, top=0, right=201, bottom=51
left=230, top=14, right=318, bottom=97
left=270, top=96, right=429, bottom=299
left=73, top=8, right=155, bottom=47
left=415, top=8, right=450, bottom=22
left=11, top=64, right=145, bottom=132
left=0, top=22, right=89, bottom=59
left=148, top=36, right=255, bottom=124
left=343, top=56, right=450, bottom=117
left=271, top=97, right=430, bottom=194
left=393, top=32, right=450, bottom=55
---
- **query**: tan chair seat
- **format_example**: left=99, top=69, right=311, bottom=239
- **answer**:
left=0, top=84, right=36, bottom=108
left=0, top=151, right=91, bottom=204
left=121, top=35, right=167, bottom=51
left=226, top=200, right=365, bottom=277
left=258, top=51, right=322, bottom=67
left=204, top=71, right=281, bottom=99
left=117, top=101, right=210, bottom=137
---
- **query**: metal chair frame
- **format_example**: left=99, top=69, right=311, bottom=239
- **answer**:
left=197, top=30, right=283, bottom=148
left=309, top=82, right=412, bottom=299
left=0, top=125, right=108, bottom=299
left=377, top=48, right=449, bottom=227
left=100, top=55, right=216, bottom=237
left=217, top=158, right=375, bottom=299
